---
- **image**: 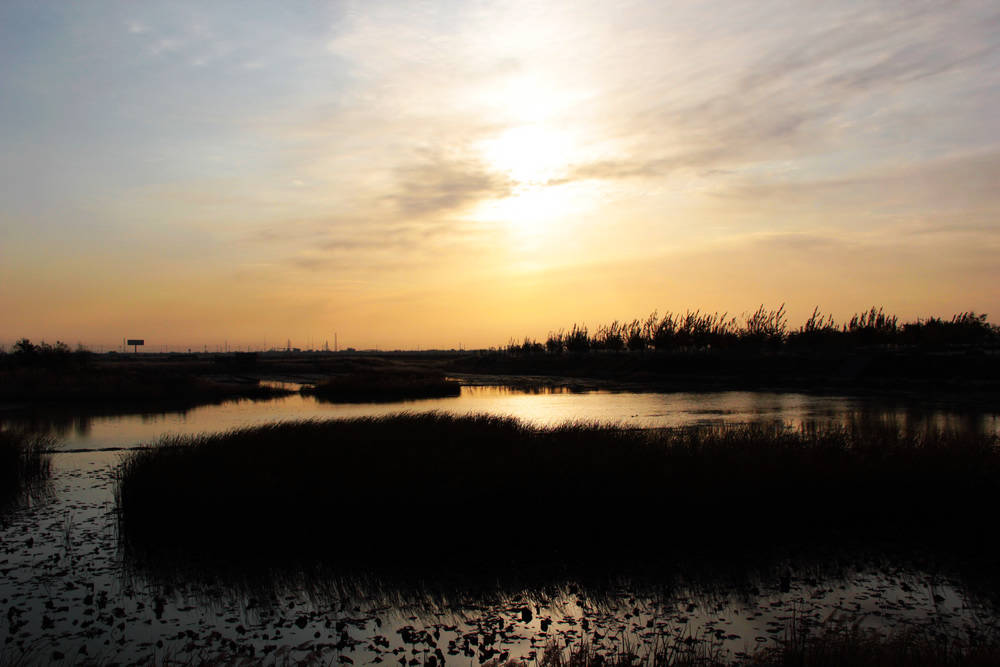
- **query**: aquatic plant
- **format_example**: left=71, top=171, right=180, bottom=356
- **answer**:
left=116, top=414, right=1000, bottom=574
left=593, top=321, right=626, bottom=352
left=0, top=429, right=52, bottom=511
left=566, top=324, right=591, bottom=354
left=546, top=329, right=566, bottom=354
left=502, top=306, right=998, bottom=354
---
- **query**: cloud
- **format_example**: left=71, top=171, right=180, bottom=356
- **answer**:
left=386, top=153, right=513, bottom=219
left=742, top=231, right=854, bottom=253
left=126, top=20, right=148, bottom=35
left=716, top=148, right=1000, bottom=210
left=282, top=215, right=504, bottom=274
left=549, top=2, right=1000, bottom=186
left=249, top=152, right=514, bottom=276
left=149, top=37, right=182, bottom=56
left=552, top=150, right=725, bottom=184
left=733, top=4, right=995, bottom=94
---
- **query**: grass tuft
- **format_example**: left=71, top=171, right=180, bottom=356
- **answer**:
left=0, top=429, right=52, bottom=512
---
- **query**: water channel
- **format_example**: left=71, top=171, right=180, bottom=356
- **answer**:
left=4, top=385, right=997, bottom=451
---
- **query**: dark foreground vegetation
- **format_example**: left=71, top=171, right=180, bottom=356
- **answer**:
left=116, top=413, right=1000, bottom=573
left=0, top=429, right=51, bottom=512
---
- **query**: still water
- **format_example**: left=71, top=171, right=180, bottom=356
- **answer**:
left=4, top=385, right=998, bottom=450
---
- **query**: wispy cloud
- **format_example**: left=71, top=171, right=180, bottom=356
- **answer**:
left=550, top=2, right=1000, bottom=186
left=386, top=153, right=513, bottom=219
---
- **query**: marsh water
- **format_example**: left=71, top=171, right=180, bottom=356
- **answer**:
left=4, top=385, right=998, bottom=451
left=2, top=386, right=1000, bottom=663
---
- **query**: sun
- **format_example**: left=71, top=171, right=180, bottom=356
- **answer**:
left=481, top=124, right=572, bottom=185
left=471, top=123, right=581, bottom=237
left=474, top=186, right=570, bottom=232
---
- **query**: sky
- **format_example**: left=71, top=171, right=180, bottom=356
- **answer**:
left=2, top=0, right=998, bottom=351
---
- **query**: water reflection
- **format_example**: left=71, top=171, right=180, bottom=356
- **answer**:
left=0, top=386, right=997, bottom=450
left=122, top=546, right=996, bottom=665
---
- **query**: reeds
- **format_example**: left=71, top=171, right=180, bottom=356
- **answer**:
left=504, top=307, right=997, bottom=354
left=115, top=414, right=1000, bottom=572
left=0, top=429, right=52, bottom=510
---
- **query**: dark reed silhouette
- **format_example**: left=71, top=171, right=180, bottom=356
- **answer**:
left=0, top=429, right=51, bottom=512
left=459, top=307, right=1000, bottom=398
left=504, top=307, right=998, bottom=354
left=116, top=413, right=1000, bottom=573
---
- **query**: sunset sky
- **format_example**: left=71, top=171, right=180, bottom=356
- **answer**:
left=2, top=1, right=998, bottom=351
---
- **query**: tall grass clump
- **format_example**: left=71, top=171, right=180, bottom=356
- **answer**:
left=502, top=306, right=998, bottom=354
left=116, top=414, right=1000, bottom=572
left=0, top=430, right=52, bottom=510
